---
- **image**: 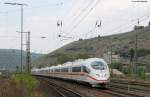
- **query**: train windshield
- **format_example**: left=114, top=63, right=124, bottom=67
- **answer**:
left=91, top=61, right=106, bottom=70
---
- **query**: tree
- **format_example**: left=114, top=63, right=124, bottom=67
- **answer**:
left=75, top=53, right=90, bottom=59
left=129, top=48, right=135, bottom=63
left=57, top=54, right=74, bottom=64
left=16, top=66, right=19, bottom=73
left=57, top=53, right=91, bottom=64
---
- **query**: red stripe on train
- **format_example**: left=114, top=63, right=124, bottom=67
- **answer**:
left=47, top=72, right=109, bottom=83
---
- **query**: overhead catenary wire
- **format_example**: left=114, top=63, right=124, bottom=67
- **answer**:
left=109, top=15, right=150, bottom=35
left=57, top=0, right=77, bottom=34
left=57, top=0, right=95, bottom=38
left=58, top=0, right=87, bottom=35
left=63, top=0, right=95, bottom=33
left=110, top=3, right=150, bottom=34
left=65, top=0, right=101, bottom=36
left=1, top=1, right=63, bottom=13
left=1, top=0, right=150, bottom=53
left=75, top=11, right=150, bottom=40
left=63, top=0, right=150, bottom=39
left=61, top=0, right=80, bottom=20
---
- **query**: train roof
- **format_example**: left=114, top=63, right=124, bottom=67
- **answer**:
left=85, top=58, right=105, bottom=63
left=32, top=58, right=106, bottom=70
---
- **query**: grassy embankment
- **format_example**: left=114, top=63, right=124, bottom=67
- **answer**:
left=0, top=74, right=44, bottom=97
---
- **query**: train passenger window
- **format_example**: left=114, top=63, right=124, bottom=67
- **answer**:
left=91, top=61, right=106, bottom=70
left=51, top=69, right=54, bottom=72
left=61, top=68, right=68, bottom=72
left=72, top=67, right=81, bottom=72
left=55, top=69, right=60, bottom=72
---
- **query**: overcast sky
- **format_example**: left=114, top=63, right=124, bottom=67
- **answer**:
left=0, top=0, right=150, bottom=54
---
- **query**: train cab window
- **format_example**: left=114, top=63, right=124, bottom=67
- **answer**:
left=91, top=61, right=106, bottom=70
left=72, top=67, right=81, bottom=72
left=61, top=68, right=68, bottom=72
left=83, top=66, right=90, bottom=73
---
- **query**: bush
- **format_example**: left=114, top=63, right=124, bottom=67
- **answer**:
left=11, top=74, right=37, bottom=93
left=57, top=54, right=74, bottom=64
left=137, top=48, right=150, bottom=57
left=57, top=53, right=91, bottom=64
left=0, top=74, right=38, bottom=97
left=110, top=62, right=123, bottom=71
left=122, top=66, right=132, bottom=75
left=137, top=66, right=146, bottom=79
left=146, top=64, right=150, bottom=73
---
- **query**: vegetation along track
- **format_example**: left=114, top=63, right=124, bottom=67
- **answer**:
left=37, top=77, right=85, bottom=97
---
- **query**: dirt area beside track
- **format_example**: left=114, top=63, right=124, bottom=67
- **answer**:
left=37, top=78, right=65, bottom=97
left=0, top=78, right=9, bottom=85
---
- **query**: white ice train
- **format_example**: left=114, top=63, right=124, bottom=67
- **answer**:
left=32, top=58, right=110, bottom=87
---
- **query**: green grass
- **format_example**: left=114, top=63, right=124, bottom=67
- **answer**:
left=11, top=73, right=38, bottom=93
left=0, top=74, right=44, bottom=97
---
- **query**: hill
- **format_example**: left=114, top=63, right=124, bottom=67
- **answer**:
left=0, top=49, right=43, bottom=70
left=33, top=26, right=150, bottom=67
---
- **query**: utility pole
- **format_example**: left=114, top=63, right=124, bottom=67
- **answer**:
left=4, top=3, right=28, bottom=97
left=4, top=2, right=27, bottom=73
left=110, top=44, right=113, bottom=77
left=26, top=32, right=31, bottom=73
left=17, top=31, right=31, bottom=73
left=131, top=0, right=148, bottom=74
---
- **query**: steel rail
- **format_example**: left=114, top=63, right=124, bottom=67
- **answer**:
left=35, top=75, right=149, bottom=97
left=38, top=77, right=85, bottom=97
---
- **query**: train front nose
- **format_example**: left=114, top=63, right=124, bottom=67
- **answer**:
left=95, top=72, right=109, bottom=80
left=89, top=60, right=110, bottom=85
left=89, top=72, right=110, bottom=87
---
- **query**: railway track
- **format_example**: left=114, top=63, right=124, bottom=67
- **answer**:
left=112, top=79, right=150, bottom=87
left=102, top=89, right=136, bottom=97
left=35, top=75, right=150, bottom=97
left=37, top=77, right=85, bottom=97
left=105, top=87, right=144, bottom=97
left=109, top=80, right=150, bottom=97
left=109, top=83, right=150, bottom=93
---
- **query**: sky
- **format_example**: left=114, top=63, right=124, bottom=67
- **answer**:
left=0, top=0, right=150, bottom=54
